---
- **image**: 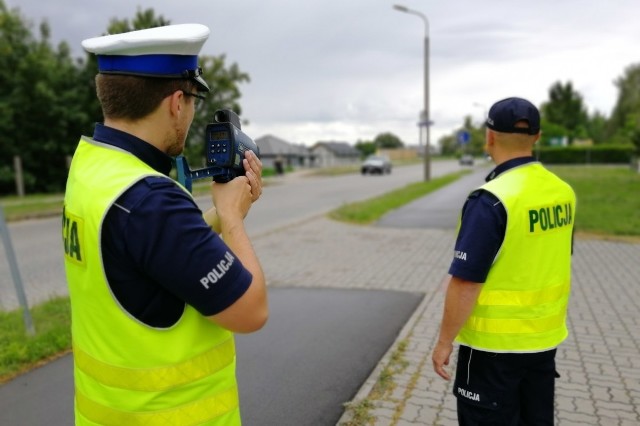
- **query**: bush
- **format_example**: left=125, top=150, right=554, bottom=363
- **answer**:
left=535, top=145, right=636, bottom=164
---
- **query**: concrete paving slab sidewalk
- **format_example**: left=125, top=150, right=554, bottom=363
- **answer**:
left=328, top=221, right=640, bottom=422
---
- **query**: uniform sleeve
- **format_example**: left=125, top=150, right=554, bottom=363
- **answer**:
left=122, top=178, right=253, bottom=316
left=448, top=190, right=506, bottom=283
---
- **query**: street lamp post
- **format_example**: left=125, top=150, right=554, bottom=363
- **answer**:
left=393, top=4, right=430, bottom=181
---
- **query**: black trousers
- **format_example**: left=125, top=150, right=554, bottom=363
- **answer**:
left=453, top=345, right=558, bottom=426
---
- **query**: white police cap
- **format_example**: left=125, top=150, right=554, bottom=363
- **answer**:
left=82, top=24, right=211, bottom=92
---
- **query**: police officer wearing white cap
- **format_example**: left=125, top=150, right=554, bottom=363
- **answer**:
left=63, top=24, right=267, bottom=425
left=432, top=97, right=576, bottom=425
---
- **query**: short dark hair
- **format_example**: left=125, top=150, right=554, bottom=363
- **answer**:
left=95, top=74, right=193, bottom=120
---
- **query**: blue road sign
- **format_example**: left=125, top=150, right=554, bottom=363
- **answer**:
left=457, top=130, right=470, bottom=144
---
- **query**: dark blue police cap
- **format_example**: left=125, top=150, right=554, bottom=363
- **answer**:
left=81, top=24, right=211, bottom=92
left=486, top=97, right=540, bottom=135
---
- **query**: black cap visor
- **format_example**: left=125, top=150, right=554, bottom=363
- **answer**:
left=182, top=67, right=210, bottom=93
left=486, top=120, right=539, bottom=135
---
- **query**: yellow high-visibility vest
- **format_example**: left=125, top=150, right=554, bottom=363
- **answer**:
left=63, top=138, right=240, bottom=425
left=456, top=162, right=576, bottom=353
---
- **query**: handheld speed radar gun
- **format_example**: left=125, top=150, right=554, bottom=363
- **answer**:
left=176, top=109, right=260, bottom=192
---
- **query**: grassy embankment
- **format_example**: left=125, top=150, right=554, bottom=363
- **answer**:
left=1, top=164, right=638, bottom=382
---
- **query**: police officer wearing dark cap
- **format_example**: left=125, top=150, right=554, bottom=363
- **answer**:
left=432, top=97, right=576, bottom=425
left=62, top=24, right=267, bottom=425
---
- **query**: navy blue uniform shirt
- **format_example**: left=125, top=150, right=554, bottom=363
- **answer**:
left=448, top=157, right=537, bottom=283
left=94, top=124, right=253, bottom=328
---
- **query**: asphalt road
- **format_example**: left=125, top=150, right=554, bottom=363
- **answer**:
left=236, top=288, right=423, bottom=425
left=0, top=288, right=423, bottom=426
left=0, top=161, right=464, bottom=311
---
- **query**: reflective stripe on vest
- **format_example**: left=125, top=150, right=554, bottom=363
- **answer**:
left=74, top=337, right=235, bottom=392
left=456, top=162, right=575, bottom=352
left=76, top=386, right=238, bottom=426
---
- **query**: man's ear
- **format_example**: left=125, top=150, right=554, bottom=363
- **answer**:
left=533, top=131, right=542, bottom=145
left=167, top=90, right=184, bottom=117
left=486, top=129, right=496, bottom=147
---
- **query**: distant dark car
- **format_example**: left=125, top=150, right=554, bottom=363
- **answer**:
left=459, top=154, right=474, bottom=166
left=361, top=155, right=392, bottom=175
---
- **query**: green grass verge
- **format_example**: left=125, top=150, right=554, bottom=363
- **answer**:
left=329, top=171, right=470, bottom=224
left=548, top=165, right=640, bottom=237
left=0, top=297, right=71, bottom=383
left=1, top=194, right=63, bottom=221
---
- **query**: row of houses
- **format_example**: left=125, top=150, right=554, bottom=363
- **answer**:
left=255, top=135, right=361, bottom=169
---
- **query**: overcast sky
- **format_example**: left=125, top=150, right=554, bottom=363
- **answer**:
left=10, top=0, right=640, bottom=147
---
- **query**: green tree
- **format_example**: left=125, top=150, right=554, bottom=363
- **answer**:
left=374, top=132, right=404, bottom=149
left=608, top=63, right=640, bottom=150
left=0, top=1, right=90, bottom=194
left=354, top=139, right=376, bottom=158
left=539, top=119, right=569, bottom=147
left=586, top=111, right=609, bottom=145
left=438, top=134, right=457, bottom=156
left=0, top=4, right=251, bottom=195
left=540, top=81, right=588, bottom=144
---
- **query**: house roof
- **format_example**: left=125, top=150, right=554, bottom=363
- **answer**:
left=255, top=134, right=310, bottom=156
left=312, top=141, right=360, bottom=157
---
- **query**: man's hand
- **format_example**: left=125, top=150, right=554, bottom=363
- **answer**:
left=243, top=150, right=262, bottom=202
left=432, top=340, right=454, bottom=380
left=432, top=276, right=482, bottom=381
left=210, top=175, right=252, bottom=223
